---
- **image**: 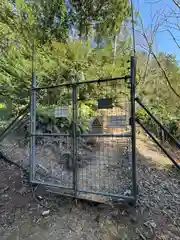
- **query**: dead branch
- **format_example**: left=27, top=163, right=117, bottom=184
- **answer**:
left=167, top=29, right=180, bottom=49
left=137, top=13, right=180, bottom=99
left=143, top=32, right=180, bottom=99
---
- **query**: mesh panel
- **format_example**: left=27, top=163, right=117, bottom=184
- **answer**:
left=0, top=77, right=135, bottom=203
left=76, top=80, right=132, bottom=198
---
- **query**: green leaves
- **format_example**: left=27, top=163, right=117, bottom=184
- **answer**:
left=136, top=52, right=180, bottom=139
left=15, top=0, right=24, bottom=9
left=0, top=0, right=178, bottom=139
left=69, top=0, right=130, bottom=42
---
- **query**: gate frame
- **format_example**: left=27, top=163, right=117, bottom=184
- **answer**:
left=29, top=56, right=137, bottom=205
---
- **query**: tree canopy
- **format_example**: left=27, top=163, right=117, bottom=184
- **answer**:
left=0, top=0, right=179, bottom=139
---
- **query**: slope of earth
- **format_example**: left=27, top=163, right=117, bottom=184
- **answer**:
left=0, top=133, right=180, bottom=240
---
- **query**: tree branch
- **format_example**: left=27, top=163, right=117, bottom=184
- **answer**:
left=136, top=51, right=151, bottom=87
left=138, top=14, right=180, bottom=99
left=150, top=51, right=180, bottom=99
left=143, top=31, right=180, bottom=99
left=167, top=29, right=180, bottom=49
left=173, top=0, right=180, bottom=8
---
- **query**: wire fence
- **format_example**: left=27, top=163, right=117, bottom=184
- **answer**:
left=29, top=76, right=135, bottom=202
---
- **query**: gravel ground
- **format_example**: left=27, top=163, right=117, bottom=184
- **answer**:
left=0, top=133, right=180, bottom=240
left=0, top=133, right=133, bottom=201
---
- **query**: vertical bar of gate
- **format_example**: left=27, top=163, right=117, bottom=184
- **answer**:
left=30, top=72, right=36, bottom=182
left=72, top=84, right=77, bottom=196
left=130, top=56, right=137, bottom=203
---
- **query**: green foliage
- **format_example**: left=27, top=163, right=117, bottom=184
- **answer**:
left=69, top=0, right=130, bottom=41
left=0, top=0, right=179, bottom=141
left=136, top=52, right=180, bottom=140
left=0, top=96, right=12, bottom=121
left=36, top=101, right=95, bottom=133
left=33, top=0, right=70, bottom=43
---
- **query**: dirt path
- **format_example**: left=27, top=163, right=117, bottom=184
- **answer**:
left=0, top=134, right=180, bottom=240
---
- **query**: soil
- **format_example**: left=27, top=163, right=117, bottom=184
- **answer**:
left=0, top=133, right=133, bottom=199
left=0, top=133, right=180, bottom=240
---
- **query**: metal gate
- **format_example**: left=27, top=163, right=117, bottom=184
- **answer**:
left=30, top=57, right=136, bottom=204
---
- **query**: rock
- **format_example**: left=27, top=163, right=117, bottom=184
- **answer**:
left=37, top=195, right=43, bottom=201
left=41, top=210, right=50, bottom=217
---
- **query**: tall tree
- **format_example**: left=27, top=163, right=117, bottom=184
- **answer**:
left=33, top=0, right=70, bottom=43
left=69, top=0, right=131, bottom=42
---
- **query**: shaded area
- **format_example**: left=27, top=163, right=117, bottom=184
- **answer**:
left=0, top=134, right=180, bottom=240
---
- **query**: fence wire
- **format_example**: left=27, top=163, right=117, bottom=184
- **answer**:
left=29, top=77, right=134, bottom=202
left=0, top=74, right=136, bottom=203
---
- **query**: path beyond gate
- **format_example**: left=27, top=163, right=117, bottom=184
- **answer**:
left=30, top=57, right=137, bottom=204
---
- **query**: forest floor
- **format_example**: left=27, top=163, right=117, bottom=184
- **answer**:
left=0, top=133, right=180, bottom=240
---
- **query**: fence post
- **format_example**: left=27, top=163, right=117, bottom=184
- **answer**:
left=130, top=56, right=137, bottom=203
left=30, top=72, right=36, bottom=182
left=72, top=84, right=78, bottom=196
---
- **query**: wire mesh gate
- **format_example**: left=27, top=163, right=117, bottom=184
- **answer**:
left=30, top=57, right=136, bottom=204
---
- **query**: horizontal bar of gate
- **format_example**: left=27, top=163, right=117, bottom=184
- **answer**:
left=32, top=75, right=130, bottom=91
left=77, top=189, right=135, bottom=202
left=31, top=180, right=74, bottom=191
left=31, top=133, right=70, bottom=137
left=31, top=180, right=135, bottom=203
left=78, top=133, right=131, bottom=137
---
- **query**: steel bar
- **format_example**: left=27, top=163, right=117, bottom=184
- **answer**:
left=31, top=133, right=70, bottom=137
left=136, top=97, right=180, bottom=149
left=31, top=180, right=74, bottom=190
left=72, top=85, right=78, bottom=196
left=31, top=180, right=135, bottom=202
left=136, top=118, right=180, bottom=170
left=77, top=189, right=135, bottom=202
left=130, top=56, right=137, bottom=203
left=32, top=75, right=130, bottom=91
left=79, top=133, right=132, bottom=137
left=30, top=71, right=36, bottom=182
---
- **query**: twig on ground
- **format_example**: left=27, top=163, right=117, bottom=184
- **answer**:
left=136, top=228, right=147, bottom=240
left=0, top=184, right=11, bottom=195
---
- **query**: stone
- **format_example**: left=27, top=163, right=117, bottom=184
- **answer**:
left=41, top=210, right=50, bottom=217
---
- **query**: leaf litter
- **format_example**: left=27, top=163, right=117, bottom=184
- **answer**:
left=0, top=134, right=180, bottom=240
